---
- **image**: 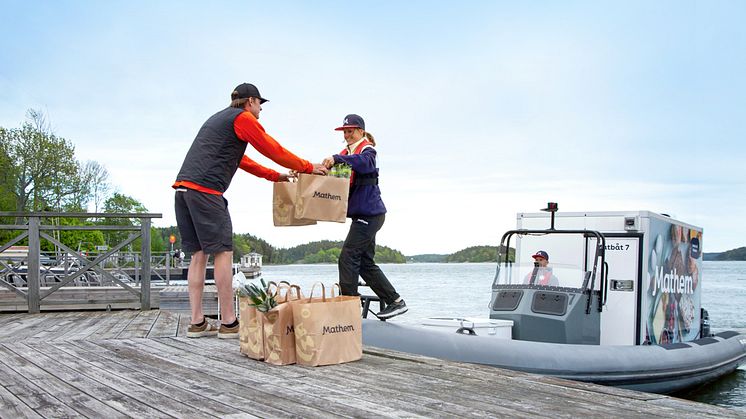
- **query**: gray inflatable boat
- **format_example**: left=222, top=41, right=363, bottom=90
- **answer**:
left=363, top=206, right=746, bottom=394
left=363, top=320, right=746, bottom=394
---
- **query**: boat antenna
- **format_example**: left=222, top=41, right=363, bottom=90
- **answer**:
left=541, top=202, right=558, bottom=230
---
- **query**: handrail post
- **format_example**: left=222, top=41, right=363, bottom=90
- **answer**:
left=135, top=253, right=140, bottom=284
left=165, top=250, right=170, bottom=285
left=27, top=216, right=41, bottom=313
left=140, top=218, right=151, bottom=310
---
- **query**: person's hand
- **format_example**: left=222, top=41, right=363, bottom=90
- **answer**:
left=322, top=156, right=335, bottom=169
left=277, top=173, right=291, bottom=182
left=311, top=163, right=328, bottom=175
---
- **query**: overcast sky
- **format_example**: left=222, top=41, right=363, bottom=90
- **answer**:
left=1, top=1, right=744, bottom=255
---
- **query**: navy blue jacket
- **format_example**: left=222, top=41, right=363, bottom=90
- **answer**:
left=334, top=147, right=387, bottom=217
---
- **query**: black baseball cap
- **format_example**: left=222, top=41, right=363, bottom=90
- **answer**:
left=232, top=83, right=268, bottom=104
left=334, top=114, right=365, bottom=131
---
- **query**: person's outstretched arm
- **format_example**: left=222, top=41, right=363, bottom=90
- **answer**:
left=238, top=155, right=282, bottom=181
left=234, top=112, right=314, bottom=173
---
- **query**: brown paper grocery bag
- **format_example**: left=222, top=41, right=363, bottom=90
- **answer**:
left=262, top=285, right=302, bottom=366
left=273, top=181, right=316, bottom=226
left=291, top=283, right=362, bottom=366
left=238, top=296, right=265, bottom=360
left=294, top=174, right=349, bottom=223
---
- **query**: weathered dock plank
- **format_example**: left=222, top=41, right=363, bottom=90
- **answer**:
left=175, top=311, right=191, bottom=337
left=146, top=310, right=181, bottom=338
left=64, top=339, right=328, bottom=418
left=0, top=343, right=138, bottom=418
left=0, top=347, right=86, bottom=418
left=123, top=337, right=410, bottom=418
left=19, top=340, right=224, bottom=418
left=94, top=310, right=142, bottom=340
left=0, top=383, right=43, bottom=419
left=0, top=311, right=743, bottom=419
left=115, top=309, right=159, bottom=339
left=156, top=335, right=505, bottom=418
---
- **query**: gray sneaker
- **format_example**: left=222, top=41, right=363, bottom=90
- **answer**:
left=377, top=300, right=408, bottom=319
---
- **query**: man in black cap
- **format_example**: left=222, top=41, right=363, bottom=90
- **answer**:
left=174, top=83, right=327, bottom=339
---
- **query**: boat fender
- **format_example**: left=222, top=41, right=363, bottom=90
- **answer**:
left=456, top=327, right=477, bottom=336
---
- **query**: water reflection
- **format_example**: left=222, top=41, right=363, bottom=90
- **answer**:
left=678, top=368, right=746, bottom=410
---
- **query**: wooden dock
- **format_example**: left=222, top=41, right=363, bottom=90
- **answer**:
left=0, top=311, right=742, bottom=418
left=0, top=286, right=219, bottom=314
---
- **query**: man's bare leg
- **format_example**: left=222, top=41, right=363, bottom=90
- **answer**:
left=213, top=250, right=236, bottom=324
left=188, top=250, right=208, bottom=324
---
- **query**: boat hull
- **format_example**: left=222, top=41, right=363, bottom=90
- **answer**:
left=362, top=320, right=746, bottom=394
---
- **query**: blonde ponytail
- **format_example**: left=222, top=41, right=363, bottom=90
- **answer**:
left=363, top=131, right=376, bottom=146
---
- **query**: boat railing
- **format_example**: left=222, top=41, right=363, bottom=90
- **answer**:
left=0, top=211, right=162, bottom=313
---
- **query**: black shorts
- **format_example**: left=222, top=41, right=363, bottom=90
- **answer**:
left=174, top=188, right=233, bottom=254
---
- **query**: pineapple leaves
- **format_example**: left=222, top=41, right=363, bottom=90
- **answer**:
left=238, top=278, right=278, bottom=312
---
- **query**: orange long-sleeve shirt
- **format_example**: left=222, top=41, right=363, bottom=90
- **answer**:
left=234, top=111, right=313, bottom=180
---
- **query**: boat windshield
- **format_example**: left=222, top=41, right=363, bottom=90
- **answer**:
left=493, top=231, right=603, bottom=290
left=493, top=262, right=592, bottom=289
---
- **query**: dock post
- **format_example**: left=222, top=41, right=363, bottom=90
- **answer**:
left=165, top=251, right=170, bottom=285
left=27, top=216, right=40, bottom=314
left=140, top=218, right=151, bottom=310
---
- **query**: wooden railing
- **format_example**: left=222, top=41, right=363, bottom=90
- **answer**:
left=0, top=212, right=162, bottom=313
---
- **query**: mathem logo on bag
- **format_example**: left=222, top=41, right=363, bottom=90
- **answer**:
left=313, top=191, right=342, bottom=201
left=322, top=324, right=355, bottom=335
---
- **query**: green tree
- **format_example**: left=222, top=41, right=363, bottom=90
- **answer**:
left=82, top=161, right=111, bottom=213
left=0, top=110, right=114, bottom=217
left=233, top=234, right=251, bottom=262
left=100, top=193, right=148, bottom=250
left=150, top=227, right=166, bottom=252
left=381, top=246, right=407, bottom=263
left=233, top=233, right=276, bottom=263
left=0, top=132, right=16, bottom=211
left=154, top=226, right=181, bottom=249
left=1, top=110, right=81, bottom=214
left=104, top=192, right=147, bottom=215
left=53, top=217, right=106, bottom=253
left=714, top=247, right=746, bottom=261
left=446, top=245, right=514, bottom=263
left=0, top=138, right=17, bottom=244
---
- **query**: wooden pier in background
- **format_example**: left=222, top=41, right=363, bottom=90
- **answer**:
left=0, top=311, right=742, bottom=418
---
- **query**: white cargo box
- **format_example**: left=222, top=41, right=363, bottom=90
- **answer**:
left=422, top=317, right=513, bottom=339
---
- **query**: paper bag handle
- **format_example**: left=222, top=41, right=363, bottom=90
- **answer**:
left=332, top=283, right=341, bottom=298
left=266, top=280, right=291, bottom=296
left=278, top=284, right=303, bottom=303
left=306, top=282, right=328, bottom=302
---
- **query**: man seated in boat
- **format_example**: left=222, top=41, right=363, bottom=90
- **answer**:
left=524, top=250, right=559, bottom=286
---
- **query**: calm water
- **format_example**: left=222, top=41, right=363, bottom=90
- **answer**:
left=261, top=261, right=746, bottom=412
